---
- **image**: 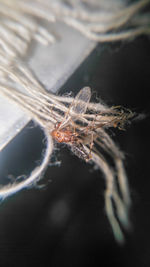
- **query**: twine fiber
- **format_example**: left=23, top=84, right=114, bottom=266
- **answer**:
left=0, top=64, right=133, bottom=243
left=0, top=0, right=150, bottom=243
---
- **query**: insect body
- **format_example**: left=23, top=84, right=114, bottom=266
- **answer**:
left=51, top=87, right=92, bottom=161
left=51, top=122, right=78, bottom=143
left=51, top=123, right=90, bottom=161
left=50, top=87, right=132, bottom=242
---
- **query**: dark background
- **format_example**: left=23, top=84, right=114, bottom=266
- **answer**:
left=0, top=35, right=150, bottom=267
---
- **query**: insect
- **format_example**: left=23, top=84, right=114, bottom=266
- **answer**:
left=51, top=87, right=92, bottom=161
left=51, top=87, right=133, bottom=243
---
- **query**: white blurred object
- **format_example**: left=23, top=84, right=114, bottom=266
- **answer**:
left=0, top=21, right=96, bottom=151
left=1, top=0, right=149, bottom=151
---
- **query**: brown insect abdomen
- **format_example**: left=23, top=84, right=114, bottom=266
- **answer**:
left=51, top=129, right=75, bottom=143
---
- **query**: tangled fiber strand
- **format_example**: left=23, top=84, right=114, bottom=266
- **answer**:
left=0, top=0, right=56, bottom=79
left=0, top=130, right=53, bottom=200
left=0, top=0, right=149, bottom=59
left=0, top=0, right=150, bottom=82
left=0, top=0, right=149, bottom=243
left=0, top=64, right=134, bottom=243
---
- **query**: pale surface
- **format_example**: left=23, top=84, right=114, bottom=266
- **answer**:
left=0, top=22, right=96, bottom=151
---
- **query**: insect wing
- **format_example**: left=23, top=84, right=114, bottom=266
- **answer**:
left=71, top=87, right=91, bottom=114
left=70, top=142, right=90, bottom=161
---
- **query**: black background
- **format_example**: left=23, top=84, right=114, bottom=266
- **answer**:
left=0, top=35, right=150, bottom=267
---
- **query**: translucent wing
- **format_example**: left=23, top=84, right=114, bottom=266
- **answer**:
left=59, top=87, right=91, bottom=128
left=71, top=87, right=91, bottom=114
